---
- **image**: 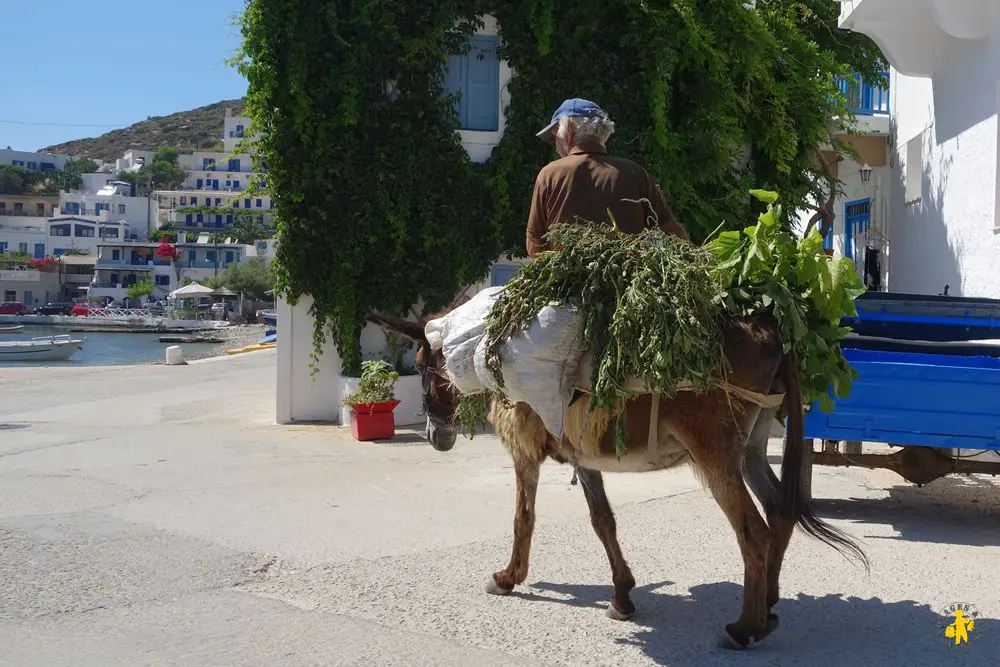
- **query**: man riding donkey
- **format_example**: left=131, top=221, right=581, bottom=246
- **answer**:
left=526, top=97, right=689, bottom=256
left=527, top=97, right=691, bottom=485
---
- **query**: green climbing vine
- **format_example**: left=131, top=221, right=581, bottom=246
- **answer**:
left=235, top=0, right=885, bottom=375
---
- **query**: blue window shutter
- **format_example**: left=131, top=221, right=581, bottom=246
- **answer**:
left=197, top=179, right=203, bottom=189
left=196, top=213, right=204, bottom=222
left=186, top=214, right=193, bottom=224
left=464, top=36, right=500, bottom=131
left=444, top=53, right=466, bottom=125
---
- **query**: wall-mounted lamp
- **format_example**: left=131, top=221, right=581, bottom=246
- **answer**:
left=860, top=163, right=873, bottom=184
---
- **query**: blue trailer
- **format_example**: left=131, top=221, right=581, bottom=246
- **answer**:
left=802, top=291, right=1000, bottom=486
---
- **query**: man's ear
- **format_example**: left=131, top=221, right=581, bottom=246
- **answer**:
left=366, top=312, right=428, bottom=344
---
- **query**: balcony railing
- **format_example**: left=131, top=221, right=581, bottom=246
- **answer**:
left=183, top=260, right=232, bottom=270
left=62, top=274, right=93, bottom=284
left=0, top=269, right=41, bottom=282
left=836, top=71, right=889, bottom=116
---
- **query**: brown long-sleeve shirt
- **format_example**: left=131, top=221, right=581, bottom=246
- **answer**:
left=526, top=144, right=689, bottom=257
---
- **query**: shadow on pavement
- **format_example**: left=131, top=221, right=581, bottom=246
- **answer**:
left=527, top=580, right=998, bottom=666
left=811, top=475, right=1000, bottom=548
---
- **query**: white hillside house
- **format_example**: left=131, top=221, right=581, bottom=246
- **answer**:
left=837, top=0, right=1000, bottom=297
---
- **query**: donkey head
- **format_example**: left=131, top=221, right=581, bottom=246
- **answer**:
left=366, top=312, right=461, bottom=451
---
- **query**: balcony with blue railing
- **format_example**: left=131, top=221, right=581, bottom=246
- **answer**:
left=836, top=71, right=889, bottom=116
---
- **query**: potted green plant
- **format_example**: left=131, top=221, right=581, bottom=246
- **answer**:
left=342, top=359, right=401, bottom=441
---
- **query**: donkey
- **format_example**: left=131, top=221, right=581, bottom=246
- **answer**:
left=368, top=309, right=868, bottom=649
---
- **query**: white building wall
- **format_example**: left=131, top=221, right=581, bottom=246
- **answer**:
left=57, top=193, right=154, bottom=239
left=887, top=48, right=1000, bottom=296
left=0, top=219, right=48, bottom=255
left=223, top=114, right=252, bottom=153
left=81, top=173, right=118, bottom=194
left=115, top=149, right=155, bottom=174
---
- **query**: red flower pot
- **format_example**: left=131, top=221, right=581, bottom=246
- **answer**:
left=349, top=400, right=401, bottom=441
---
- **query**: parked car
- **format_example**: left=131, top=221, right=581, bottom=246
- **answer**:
left=33, top=302, right=74, bottom=316
left=0, top=301, right=27, bottom=315
left=70, top=303, right=93, bottom=316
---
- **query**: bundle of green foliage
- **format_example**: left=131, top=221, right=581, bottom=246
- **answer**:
left=709, top=190, right=864, bottom=412
left=464, top=190, right=865, bottom=454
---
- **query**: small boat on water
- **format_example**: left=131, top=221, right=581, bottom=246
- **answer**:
left=0, top=325, right=24, bottom=333
left=0, top=334, right=85, bottom=362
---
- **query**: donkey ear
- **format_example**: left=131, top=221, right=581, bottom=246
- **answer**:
left=367, top=312, right=428, bottom=344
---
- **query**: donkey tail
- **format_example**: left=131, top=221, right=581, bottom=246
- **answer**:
left=778, top=351, right=870, bottom=572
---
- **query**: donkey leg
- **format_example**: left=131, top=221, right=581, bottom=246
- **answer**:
left=698, top=456, right=776, bottom=649
left=741, top=406, right=789, bottom=611
left=488, top=455, right=541, bottom=595
left=575, top=467, right=637, bottom=620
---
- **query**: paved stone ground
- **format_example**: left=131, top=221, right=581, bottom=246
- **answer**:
left=1, top=350, right=999, bottom=666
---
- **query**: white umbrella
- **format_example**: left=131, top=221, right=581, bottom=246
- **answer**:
left=169, top=282, right=216, bottom=299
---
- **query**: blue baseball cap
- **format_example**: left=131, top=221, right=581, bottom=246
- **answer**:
left=535, top=98, right=606, bottom=140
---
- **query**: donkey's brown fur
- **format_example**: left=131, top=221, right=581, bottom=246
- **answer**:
left=368, top=309, right=868, bottom=650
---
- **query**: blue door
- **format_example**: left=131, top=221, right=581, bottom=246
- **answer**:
left=33, top=243, right=45, bottom=259
left=212, top=179, right=220, bottom=190
left=844, top=198, right=871, bottom=261
left=196, top=178, right=203, bottom=189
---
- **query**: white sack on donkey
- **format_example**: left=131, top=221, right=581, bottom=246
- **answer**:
left=423, top=286, right=591, bottom=440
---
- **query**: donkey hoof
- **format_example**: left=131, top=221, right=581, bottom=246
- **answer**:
left=605, top=598, right=635, bottom=621
left=485, top=575, right=514, bottom=596
left=717, top=616, right=779, bottom=650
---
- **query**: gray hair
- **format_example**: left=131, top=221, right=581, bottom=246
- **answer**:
left=557, top=113, right=616, bottom=146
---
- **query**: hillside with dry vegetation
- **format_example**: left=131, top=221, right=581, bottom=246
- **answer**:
left=41, top=99, right=246, bottom=162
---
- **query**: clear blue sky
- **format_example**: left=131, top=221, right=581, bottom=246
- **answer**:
left=0, top=1, right=249, bottom=152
